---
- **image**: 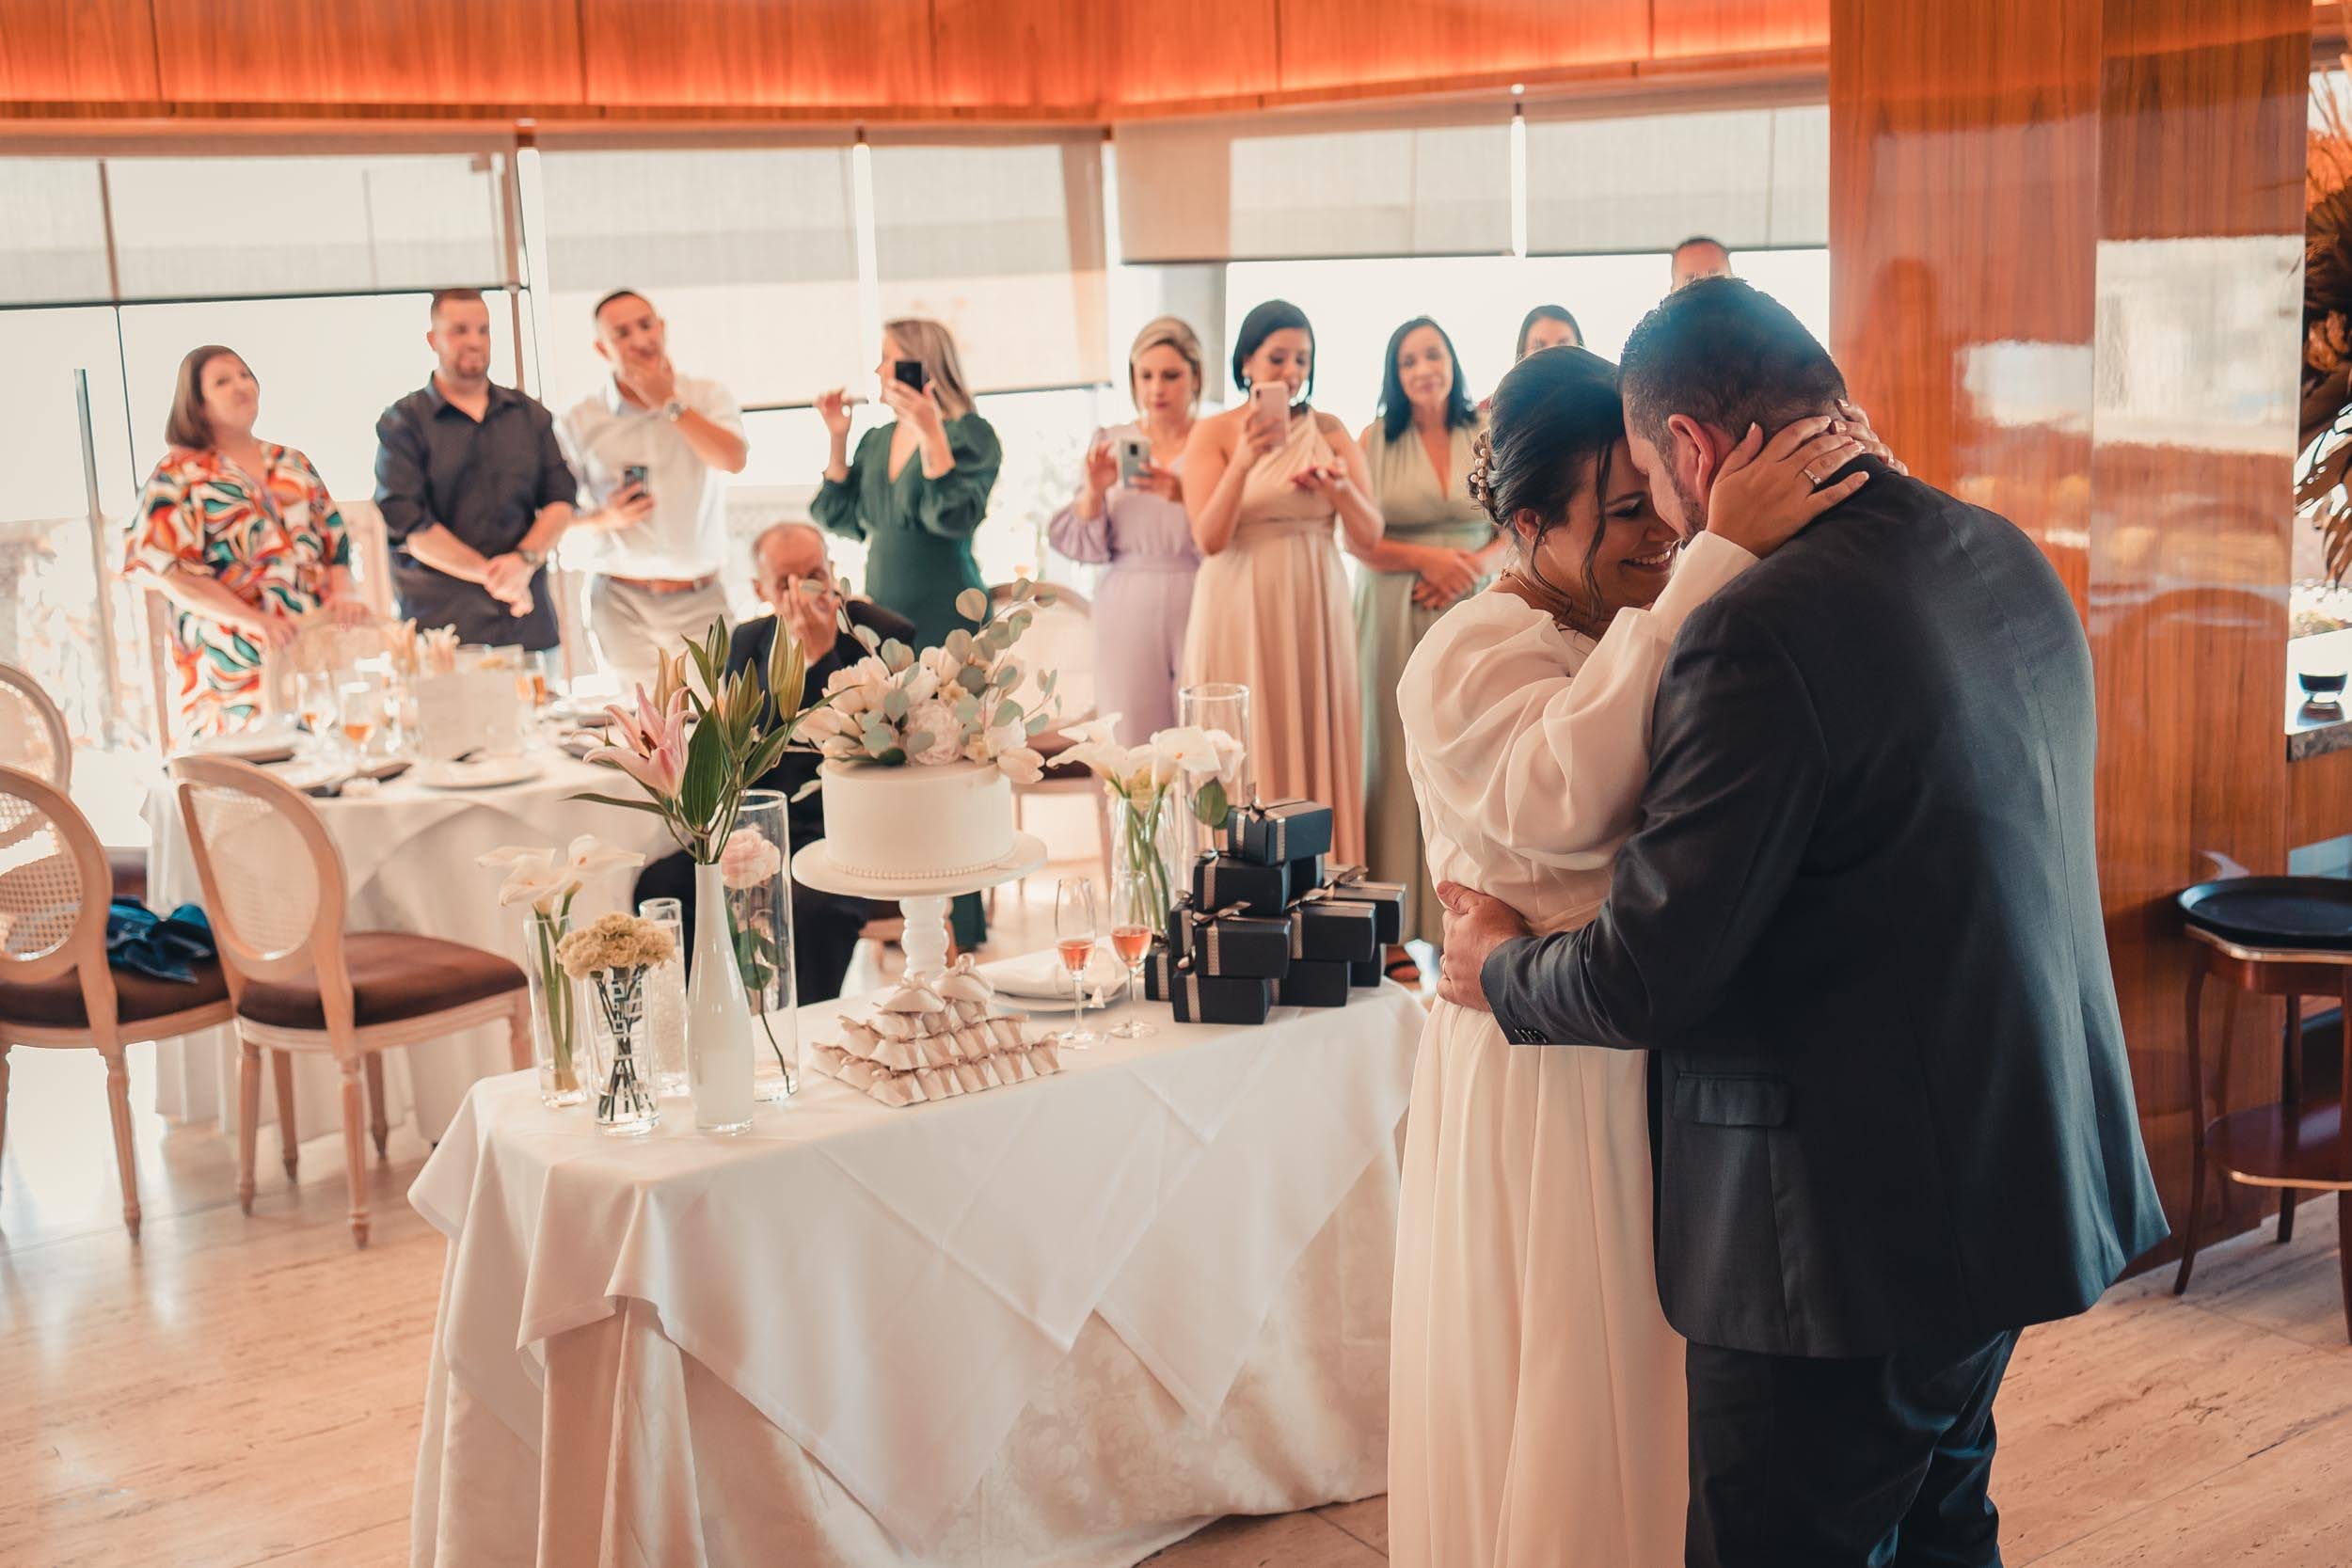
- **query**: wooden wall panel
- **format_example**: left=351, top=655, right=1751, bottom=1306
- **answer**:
left=0, top=0, right=161, bottom=102
left=1832, top=0, right=2307, bottom=1268
left=1101, top=0, right=1282, bottom=109
left=148, top=0, right=586, bottom=108
left=2087, top=0, right=2304, bottom=1255
left=1269, top=0, right=1649, bottom=96
left=1652, top=0, right=1830, bottom=58
left=930, top=0, right=1101, bottom=110
left=2289, top=747, right=2352, bottom=850
left=576, top=0, right=931, bottom=112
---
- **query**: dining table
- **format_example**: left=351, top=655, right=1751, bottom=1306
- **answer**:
left=144, top=744, right=676, bottom=1146
left=407, top=970, right=1423, bottom=1567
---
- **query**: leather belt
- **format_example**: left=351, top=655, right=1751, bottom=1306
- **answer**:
left=603, top=572, right=720, bottom=595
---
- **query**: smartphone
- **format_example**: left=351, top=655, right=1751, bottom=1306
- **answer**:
left=892, top=359, right=928, bottom=391
left=621, top=463, right=650, bottom=498
left=1248, top=382, right=1289, bottom=427
left=1114, top=432, right=1152, bottom=485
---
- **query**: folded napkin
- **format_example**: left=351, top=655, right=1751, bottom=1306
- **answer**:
left=105, top=899, right=216, bottom=983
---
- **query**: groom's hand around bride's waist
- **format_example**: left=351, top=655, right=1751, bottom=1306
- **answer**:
left=1435, top=882, right=1531, bottom=1013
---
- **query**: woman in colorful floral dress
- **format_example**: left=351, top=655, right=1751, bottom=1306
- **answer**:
left=126, top=345, right=371, bottom=740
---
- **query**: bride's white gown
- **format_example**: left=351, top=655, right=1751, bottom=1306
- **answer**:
left=1390, top=533, right=1756, bottom=1567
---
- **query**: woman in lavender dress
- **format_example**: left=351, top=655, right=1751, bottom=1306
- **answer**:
left=1047, top=317, right=1205, bottom=744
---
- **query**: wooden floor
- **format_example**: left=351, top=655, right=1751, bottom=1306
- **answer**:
left=5, top=954, right=2351, bottom=1564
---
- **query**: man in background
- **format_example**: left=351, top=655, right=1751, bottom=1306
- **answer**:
left=633, top=522, right=912, bottom=1004
left=560, top=288, right=748, bottom=693
left=1670, top=234, right=1736, bottom=292
left=373, top=289, right=576, bottom=651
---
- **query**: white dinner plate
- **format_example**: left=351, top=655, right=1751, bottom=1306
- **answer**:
left=983, top=946, right=1131, bottom=1002
left=411, top=754, right=545, bottom=791
left=188, top=723, right=302, bottom=760
left=257, top=756, right=344, bottom=792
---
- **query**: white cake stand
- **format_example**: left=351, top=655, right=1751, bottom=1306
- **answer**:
left=792, top=832, right=1050, bottom=979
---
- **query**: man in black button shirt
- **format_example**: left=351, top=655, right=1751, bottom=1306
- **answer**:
left=373, top=289, right=578, bottom=648
left=633, top=522, right=914, bottom=1004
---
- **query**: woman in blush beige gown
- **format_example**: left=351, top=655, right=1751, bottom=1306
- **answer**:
left=1391, top=346, right=1878, bottom=1566
left=1180, top=299, right=1383, bottom=864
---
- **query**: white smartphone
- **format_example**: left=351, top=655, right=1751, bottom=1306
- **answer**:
left=1114, top=432, right=1152, bottom=484
left=1248, top=382, right=1289, bottom=429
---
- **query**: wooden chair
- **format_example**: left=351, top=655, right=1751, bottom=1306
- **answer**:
left=0, top=659, right=147, bottom=901
left=987, top=583, right=1109, bottom=911
left=169, top=755, right=533, bottom=1247
left=2174, top=922, right=2352, bottom=1340
left=0, top=765, right=233, bottom=1237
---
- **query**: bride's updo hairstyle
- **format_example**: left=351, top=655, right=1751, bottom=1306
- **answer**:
left=1466, top=344, right=1626, bottom=610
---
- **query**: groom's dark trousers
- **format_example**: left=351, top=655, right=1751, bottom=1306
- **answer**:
left=1485, top=458, right=2170, bottom=1567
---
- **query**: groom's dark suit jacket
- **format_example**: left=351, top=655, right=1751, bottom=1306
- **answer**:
left=1485, top=455, right=2169, bottom=1359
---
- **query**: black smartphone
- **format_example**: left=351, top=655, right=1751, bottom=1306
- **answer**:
left=621, top=463, right=651, bottom=502
left=892, top=359, right=928, bottom=391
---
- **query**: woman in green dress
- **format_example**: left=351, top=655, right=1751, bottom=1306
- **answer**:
left=1352, top=317, right=1509, bottom=984
left=813, top=317, right=1003, bottom=650
left=814, top=317, right=1003, bottom=949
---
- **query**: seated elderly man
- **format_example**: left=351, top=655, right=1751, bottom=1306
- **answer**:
left=633, top=521, right=914, bottom=1003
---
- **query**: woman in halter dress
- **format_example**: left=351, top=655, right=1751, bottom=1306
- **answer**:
left=1178, top=299, right=1384, bottom=864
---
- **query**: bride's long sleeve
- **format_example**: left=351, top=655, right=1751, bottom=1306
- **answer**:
left=1400, top=532, right=1756, bottom=869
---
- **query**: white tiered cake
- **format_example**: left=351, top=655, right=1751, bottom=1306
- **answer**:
left=816, top=757, right=1015, bottom=882
left=813, top=958, right=1062, bottom=1107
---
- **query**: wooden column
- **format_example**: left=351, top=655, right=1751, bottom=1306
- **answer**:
left=1831, top=0, right=2307, bottom=1263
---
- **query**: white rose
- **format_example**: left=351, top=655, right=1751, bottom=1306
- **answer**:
left=899, top=664, right=941, bottom=705
left=905, top=699, right=965, bottom=766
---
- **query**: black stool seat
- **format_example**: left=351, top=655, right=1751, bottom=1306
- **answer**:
left=2178, top=877, right=2352, bottom=953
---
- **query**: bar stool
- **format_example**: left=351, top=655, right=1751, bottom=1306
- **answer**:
left=2173, top=876, right=2352, bottom=1341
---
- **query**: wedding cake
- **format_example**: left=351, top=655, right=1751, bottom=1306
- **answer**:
left=812, top=958, right=1062, bottom=1106
left=818, top=757, right=1014, bottom=881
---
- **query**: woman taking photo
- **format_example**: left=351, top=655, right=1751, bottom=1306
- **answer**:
left=814, top=317, right=1003, bottom=650
left=1047, top=316, right=1204, bottom=744
left=1180, top=299, right=1382, bottom=865
left=126, top=345, right=369, bottom=741
left=1352, top=317, right=1502, bottom=983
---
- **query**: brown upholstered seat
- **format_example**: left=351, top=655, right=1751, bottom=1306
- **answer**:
left=237, top=931, right=526, bottom=1031
left=0, top=956, right=230, bottom=1029
left=108, top=847, right=148, bottom=903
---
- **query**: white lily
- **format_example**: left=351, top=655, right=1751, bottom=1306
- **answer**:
left=563, top=833, right=645, bottom=886
left=477, top=845, right=569, bottom=912
left=1152, top=724, right=1224, bottom=775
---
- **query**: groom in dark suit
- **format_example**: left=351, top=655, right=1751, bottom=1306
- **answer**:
left=1438, top=279, right=2168, bottom=1567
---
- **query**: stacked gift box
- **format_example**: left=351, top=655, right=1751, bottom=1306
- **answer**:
left=1141, top=797, right=1408, bottom=1023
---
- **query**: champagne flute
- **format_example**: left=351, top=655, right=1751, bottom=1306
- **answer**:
left=339, top=679, right=381, bottom=760
left=1055, top=876, right=1101, bottom=1048
left=294, top=671, right=339, bottom=761
left=1106, top=866, right=1157, bottom=1040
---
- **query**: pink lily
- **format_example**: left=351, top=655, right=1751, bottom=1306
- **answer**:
left=589, top=686, right=690, bottom=800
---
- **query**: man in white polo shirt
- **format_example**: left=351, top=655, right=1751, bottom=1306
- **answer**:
left=561, top=288, right=749, bottom=692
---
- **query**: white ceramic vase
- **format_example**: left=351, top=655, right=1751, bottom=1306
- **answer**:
left=688, top=859, right=756, bottom=1132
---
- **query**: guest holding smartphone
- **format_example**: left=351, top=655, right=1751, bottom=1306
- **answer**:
left=126, top=344, right=371, bottom=741
left=812, top=318, right=1002, bottom=650
left=1350, top=317, right=1500, bottom=984
left=1179, top=299, right=1382, bottom=866
left=1046, top=316, right=1205, bottom=744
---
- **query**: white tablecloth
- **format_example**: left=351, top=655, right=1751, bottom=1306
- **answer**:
left=408, top=977, right=1422, bottom=1561
left=145, top=751, right=675, bottom=1144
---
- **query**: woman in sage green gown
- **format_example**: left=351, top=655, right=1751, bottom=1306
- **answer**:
left=814, top=317, right=1003, bottom=946
left=1352, top=318, right=1508, bottom=982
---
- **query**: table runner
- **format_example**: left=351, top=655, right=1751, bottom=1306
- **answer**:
left=409, top=980, right=1422, bottom=1549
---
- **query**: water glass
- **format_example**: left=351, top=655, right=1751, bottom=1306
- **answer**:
left=637, top=896, right=689, bottom=1097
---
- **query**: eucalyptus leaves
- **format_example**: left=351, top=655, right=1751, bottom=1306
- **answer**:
left=796, top=581, right=1057, bottom=784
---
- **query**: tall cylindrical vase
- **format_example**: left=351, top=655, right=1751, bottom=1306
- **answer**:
left=689, top=860, right=756, bottom=1133
left=1110, top=788, right=1183, bottom=934
left=726, top=790, right=799, bottom=1101
left=1177, top=682, right=1250, bottom=863
left=520, top=906, right=585, bottom=1108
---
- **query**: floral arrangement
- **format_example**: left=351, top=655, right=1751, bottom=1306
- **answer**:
left=720, top=822, right=794, bottom=1088
left=578, top=622, right=808, bottom=863
left=1057, top=716, right=1247, bottom=926
left=556, top=911, right=677, bottom=977
left=480, top=835, right=647, bottom=1096
left=794, top=582, right=1055, bottom=785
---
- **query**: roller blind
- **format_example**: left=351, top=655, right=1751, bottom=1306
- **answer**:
left=1112, top=103, right=1513, bottom=264
left=1523, top=100, right=1828, bottom=257
left=102, top=150, right=514, bottom=299
left=533, top=137, right=865, bottom=410
left=0, top=158, right=111, bottom=304
left=867, top=132, right=1108, bottom=393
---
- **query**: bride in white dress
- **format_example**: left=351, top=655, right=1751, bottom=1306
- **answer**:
left=1390, top=346, right=1876, bottom=1565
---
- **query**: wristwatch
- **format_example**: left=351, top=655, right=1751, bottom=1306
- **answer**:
left=517, top=547, right=547, bottom=569
left=661, top=399, right=686, bottom=422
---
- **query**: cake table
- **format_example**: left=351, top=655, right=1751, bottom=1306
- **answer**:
left=793, top=832, right=1049, bottom=975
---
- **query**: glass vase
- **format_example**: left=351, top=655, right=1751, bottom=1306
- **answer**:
left=689, top=860, right=756, bottom=1133
left=636, top=896, right=689, bottom=1097
left=1176, top=682, right=1250, bottom=864
left=519, top=906, right=586, bottom=1108
left=725, top=790, right=800, bottom=1101
left=1109, top=787, right=1183, bottom=938
left=585, top=966, right=660, bottom=1136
